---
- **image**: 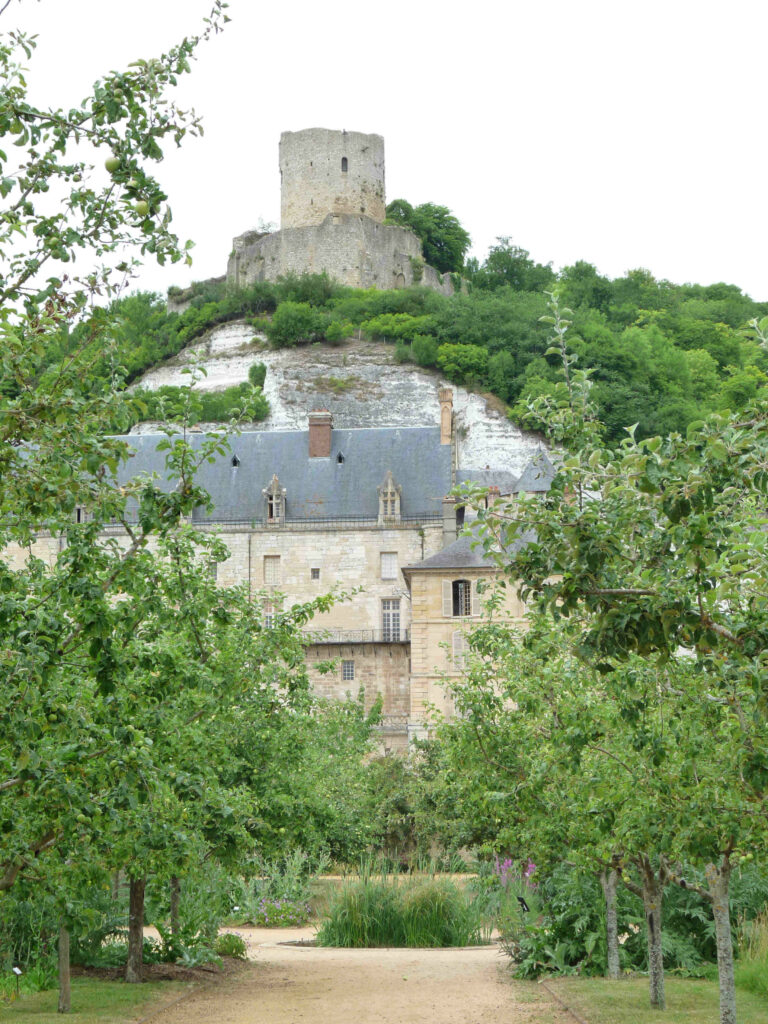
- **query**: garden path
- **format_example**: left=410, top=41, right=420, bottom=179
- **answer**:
left=143, top=926, right=570, bottom=1024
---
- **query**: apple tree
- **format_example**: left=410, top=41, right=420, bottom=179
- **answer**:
left=468, top=298, right=768, bottom=1024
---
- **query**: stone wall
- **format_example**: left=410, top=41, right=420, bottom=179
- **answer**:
left=213, top=521, right=444, bottom=639
left=227, top=214, right=456, bottom=295
left=408, top=569, right=527, bottom=728
left=280, top=129, right=386, bottom=229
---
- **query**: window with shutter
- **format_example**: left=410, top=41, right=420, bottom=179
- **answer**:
left=452, top=630, right=467, bottom=670
left=442, top=580, right=452, bottom=617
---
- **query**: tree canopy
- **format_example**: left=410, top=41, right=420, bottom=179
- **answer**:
left=385, top=199, right=471, bottom=274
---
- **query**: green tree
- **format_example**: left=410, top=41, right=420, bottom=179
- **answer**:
left=471, top=238, right=555, bottom=293
left=470, top=306, right=768, bottom=1024
left=385, top=199, right=471, bottom=274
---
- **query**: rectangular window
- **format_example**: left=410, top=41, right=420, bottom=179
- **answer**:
left=264, top=555, right=280, bottom=585
left=208, top=561, right=218, bottom=582
left=263, top=599, right=274, bottom=629
left=454, top=580, right=472, bottom=617
left=380, top=552, right=398, bottom=579
left=311, top=567, right=320, bottom=580
left=381, top=598, right=401, bottom=642
left=342, top=660, right=355, bottom=681
left=443, top=579, right=474, bottom=617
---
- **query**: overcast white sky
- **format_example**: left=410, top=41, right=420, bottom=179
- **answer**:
left=8, top=0, right=768, bottom=300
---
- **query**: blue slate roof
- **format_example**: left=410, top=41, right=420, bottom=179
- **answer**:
left=456, top=469, right=520, bottom=493
left=514, top=451, right=557, bottom=493
left=403, top=523, right=534, bottom=574
left=117, top=427, right=452, bottom=523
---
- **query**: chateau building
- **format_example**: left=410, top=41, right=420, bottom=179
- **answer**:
left=122, top=390, right=552, bottom=749
left=5, top=387, right=553, bottom=749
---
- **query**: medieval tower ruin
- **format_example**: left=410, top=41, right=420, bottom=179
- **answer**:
left=279, top=128, right=386, bottom=228
left=226, top=128, right=456, bottom=293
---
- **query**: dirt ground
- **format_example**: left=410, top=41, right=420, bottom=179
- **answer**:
left=139, top=927, right=572, bottom=1024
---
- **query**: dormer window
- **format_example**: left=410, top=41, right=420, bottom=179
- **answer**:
left=337, top=451, right=345, bottom=464
left=341, top=156, right=348, bottom=173
left=231, top=455, right=240, bottom=468
left=263, top=474, right=286, bottom=525
left=377, top=470, right=401, bottom=525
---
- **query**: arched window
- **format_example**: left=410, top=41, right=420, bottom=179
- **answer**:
left=341, top=156, right=348, bottom=173
left=231, top=455, right=240, bottom=468
left=337, top=451, right=345, bottom=464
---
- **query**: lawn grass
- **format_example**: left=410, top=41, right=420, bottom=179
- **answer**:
left=545, top=976, right=768, bottom=1024
left=0, top=978, right=187, bottom=1023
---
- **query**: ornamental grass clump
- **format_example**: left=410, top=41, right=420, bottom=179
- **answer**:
left=736, top=910, right=768, bottom=998
left=316, top=874, right=489, bottom=948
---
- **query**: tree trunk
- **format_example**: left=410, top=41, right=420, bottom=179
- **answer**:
left=640, top=867, right=665, bottom=1009
left=600, top=867, right=620, bottom=980
left=57, top=923, right=70, bottom=1013
left=707, top=858, right=737, bottom=1024
left=125, top=876, right=146, bottom=984
left=170, top=875, right=181, bottom=936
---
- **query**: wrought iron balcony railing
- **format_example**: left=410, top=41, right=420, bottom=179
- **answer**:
left=303, top=628, right=410, bottom=644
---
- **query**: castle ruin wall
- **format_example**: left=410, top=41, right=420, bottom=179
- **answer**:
left=228, top=214, right=456, bottom=294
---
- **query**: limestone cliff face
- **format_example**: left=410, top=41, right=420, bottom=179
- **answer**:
left=132, top=321, right=546, bottom=476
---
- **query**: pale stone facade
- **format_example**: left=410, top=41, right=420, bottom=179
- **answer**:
left=6, top=391, right=553, bottom=750
left=404, top=562, right=527, bottom=732
left=280, top=129, right=386, bottom=229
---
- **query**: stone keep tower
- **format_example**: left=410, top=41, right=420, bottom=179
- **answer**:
left=225, top=128, right=456, bottom=294
left=279, top=128, right=386, bottom=228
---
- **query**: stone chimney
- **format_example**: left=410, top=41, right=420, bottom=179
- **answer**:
left=308, top=410, right=333, bottom=458
left=439, top=387, right=453, bottom=445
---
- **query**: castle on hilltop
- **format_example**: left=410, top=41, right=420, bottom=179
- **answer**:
left=226, top=128, right=457, bottom=294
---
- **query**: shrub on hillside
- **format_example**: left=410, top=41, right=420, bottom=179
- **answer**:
left=266, top=302, right=328, bottom=347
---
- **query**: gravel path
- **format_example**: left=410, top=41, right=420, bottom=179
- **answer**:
left=142, top=927, right=570, bottom=1024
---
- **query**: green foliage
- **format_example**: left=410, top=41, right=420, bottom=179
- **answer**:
left=229, top=850, right=315, bottom=927
left=734, top=908, right=768, bottom=997
left=265, top=301, right=328, bottom=347
left=470, top=238, right=555, bottom=293
left=316, top=871, right=489, bottom=948
left=385, top=199, right=471, bottom=274
left=214, top=932, right=247, bottom=958
left=412, top=333, right=439, bottom=367
left=248, top=361, right=267, bottom=388
left=436, top=342, right=489, bottom=384
left=131, top=381, right=268, bottom=424
left=361, top=312, right=436, bottom=342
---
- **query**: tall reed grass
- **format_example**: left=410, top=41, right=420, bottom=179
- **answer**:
left=316, top=870, right=490, bottom=948
left=736, top=909, right=768, bottom=997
